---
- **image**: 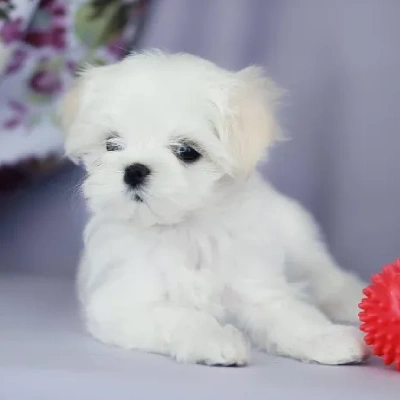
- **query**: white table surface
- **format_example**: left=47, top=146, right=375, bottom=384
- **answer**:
left=1, top=274, right=399, bottom=400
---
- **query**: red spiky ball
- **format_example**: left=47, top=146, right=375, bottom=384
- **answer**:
left=359, top=259, right=400, bottom=370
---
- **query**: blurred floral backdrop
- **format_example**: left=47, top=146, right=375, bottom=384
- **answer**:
left=0, top=0, right=149, bottom=191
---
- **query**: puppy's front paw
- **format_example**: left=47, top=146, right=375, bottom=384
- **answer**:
left=172, top=322, right=249, bottom=366
left=302, top=325, right=369, bottom=365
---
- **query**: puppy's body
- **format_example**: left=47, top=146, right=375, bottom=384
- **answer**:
left=62, top=51, right=367, bottom=366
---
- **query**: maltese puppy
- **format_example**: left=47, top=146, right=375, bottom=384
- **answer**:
left=60, top=51, right=368, bottom=366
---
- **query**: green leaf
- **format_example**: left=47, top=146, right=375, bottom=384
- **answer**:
left=74, top=1, right=124, bottom=49
left=91, top=58, right=107, bottom=67
left=50, top=111, right=60, bottom=127
left=0, top=9, right=10, bottom=21
left=49, top=56, right=64, bottom=72
left=27, top=114, right=42, bottom=127
left=27, top=91, right=51, bottom=105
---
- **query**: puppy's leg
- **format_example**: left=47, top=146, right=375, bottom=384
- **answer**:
left=289, top=237, right=366, bottom=324
left=280, top=197, right=366, bottom=324
left=230, top=275, right=368, bottom=365
left=84, top=283, right=249, bottom=365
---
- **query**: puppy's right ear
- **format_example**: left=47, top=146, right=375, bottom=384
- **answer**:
left=59, top=64, right=106, bottom=163
left=59, top=64, right=112, bottom=162
left=58, top=76, right=86, bottom=163
left=59, top=79, right=83, bottom=136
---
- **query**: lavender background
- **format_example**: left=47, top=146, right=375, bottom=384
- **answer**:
left=1, top=0, right=399, bottom=279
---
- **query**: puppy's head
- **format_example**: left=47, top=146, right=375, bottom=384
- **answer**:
left=60, top=51, right=282, bottom=226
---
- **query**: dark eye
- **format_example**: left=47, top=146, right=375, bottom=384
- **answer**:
left=173, top=144, right=201, bottom=163
left=106, top=136, right=123, bottom=152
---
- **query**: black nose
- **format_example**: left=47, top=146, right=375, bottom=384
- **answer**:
left=124, top=163, right=151, bottom=188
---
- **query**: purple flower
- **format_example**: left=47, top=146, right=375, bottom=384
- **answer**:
left=3, top=118, right=22, bottom=129
left=0, top=17, right=23, bottom=43
left=23, top=0, right=67, bottom=50
left=6, top=48, right=28, bottom=74
left=3, top=100, right=29, bottom=129
left=51, top=26, right=66, bottom=49
left=40, top=0, right=66, bottom=15
left=8, top=100, right=28, bottom=114
left=41, top=0, right=57, bottom=10
left=24, top=26, right=66, bottom=50
left=52, top=3, right=66, bottom=17
left=29, top=70, right=62, bottom=96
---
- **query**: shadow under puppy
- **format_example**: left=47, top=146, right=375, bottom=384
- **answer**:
left=60, top=50, right=368, bottom=366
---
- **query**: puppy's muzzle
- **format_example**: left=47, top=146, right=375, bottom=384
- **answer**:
left=124, top=163, right=151, bottom=189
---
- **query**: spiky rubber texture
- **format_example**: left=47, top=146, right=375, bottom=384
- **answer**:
left=359, top=259, right=400, bottom=370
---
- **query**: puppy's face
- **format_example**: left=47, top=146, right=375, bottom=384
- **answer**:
left=61, top=52, right=281, bottom=226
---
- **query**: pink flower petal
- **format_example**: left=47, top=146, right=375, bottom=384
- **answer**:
left=4, top=118, right=21, bottom=129
left=8, top=100, right=28, bottom=114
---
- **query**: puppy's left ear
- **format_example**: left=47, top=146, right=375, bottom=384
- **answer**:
left=223, top=66, right=283, bottom=177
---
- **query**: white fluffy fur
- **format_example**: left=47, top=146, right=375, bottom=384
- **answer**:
left=61, top=51, right=368, bottom=366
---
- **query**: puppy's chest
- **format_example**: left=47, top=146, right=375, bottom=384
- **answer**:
left=160, top=228, right=235, bottom=315
left=103, top=224, right=232, bottom=272
left=177, top=226, right=235, bottom=273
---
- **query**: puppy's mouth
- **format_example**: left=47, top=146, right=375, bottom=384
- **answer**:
left=126, top=187, right=144, bottom=203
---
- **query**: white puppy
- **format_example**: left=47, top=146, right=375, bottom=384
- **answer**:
left=61, top=51, right=368, bottom=366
